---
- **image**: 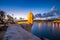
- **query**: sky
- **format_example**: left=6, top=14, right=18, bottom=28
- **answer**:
left=0, top=0, right=60, bottom=19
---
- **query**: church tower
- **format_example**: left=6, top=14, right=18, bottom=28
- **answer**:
left=28, top=12, right=34, bottom=24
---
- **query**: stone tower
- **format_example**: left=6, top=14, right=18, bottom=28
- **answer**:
left=28, top=12, right=34, bottom=24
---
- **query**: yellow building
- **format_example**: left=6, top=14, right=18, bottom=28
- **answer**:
left=28, top=12, right=34, bottom=24
left=16, top=12, right=34, bottom=24
left=53, top=19, right=60, bottom=22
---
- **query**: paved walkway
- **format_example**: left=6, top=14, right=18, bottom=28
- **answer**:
left=3, top=24, right=41, bottom=40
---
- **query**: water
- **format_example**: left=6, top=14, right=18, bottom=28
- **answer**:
left=32, top=22, right=60, bottom=40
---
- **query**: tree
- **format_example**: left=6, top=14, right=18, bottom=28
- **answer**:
left=0, top=10, right=5, bottom=23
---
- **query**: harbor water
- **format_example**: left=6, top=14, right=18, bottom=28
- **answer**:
left=32, top=22, right=60, bottom=40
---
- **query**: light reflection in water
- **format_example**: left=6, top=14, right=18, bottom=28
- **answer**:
left=32, top=22, right=60, bottom=40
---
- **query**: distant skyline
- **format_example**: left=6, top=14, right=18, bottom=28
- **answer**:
left=0, top=0, right=60, bottom=19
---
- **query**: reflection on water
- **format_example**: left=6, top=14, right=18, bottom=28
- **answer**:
left=32, top=22, right=60, bottom=40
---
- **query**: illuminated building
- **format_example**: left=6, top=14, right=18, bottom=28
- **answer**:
left=28, top=12, right=34, bottom=24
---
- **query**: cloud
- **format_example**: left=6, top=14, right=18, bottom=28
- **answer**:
left=35, top=13, right=42, bottom=18
left=35, top=6, right=60, bottom=19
